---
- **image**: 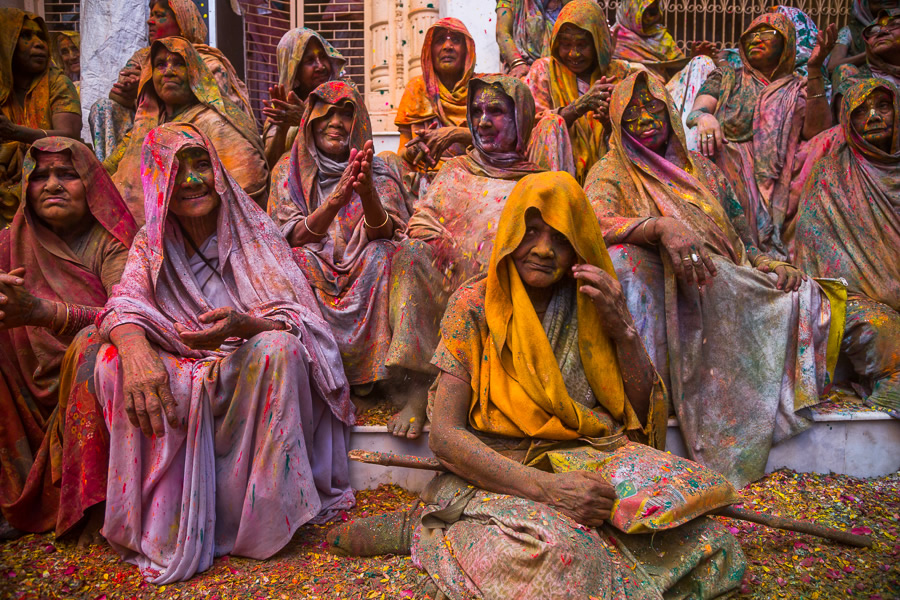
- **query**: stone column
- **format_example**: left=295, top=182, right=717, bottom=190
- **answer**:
left=407, top=0, right=438, bottom=81
left=78, top=0, right=148, bottom=141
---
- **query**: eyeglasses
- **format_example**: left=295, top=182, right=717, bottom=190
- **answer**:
left=863, top=17, right=900, bottom=39
left=744, top=29, right=780, bottom=43
left=622, top=99, right=667, bottom=122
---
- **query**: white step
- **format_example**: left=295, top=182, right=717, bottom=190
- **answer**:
left=348, top=408, right=900, bottom=492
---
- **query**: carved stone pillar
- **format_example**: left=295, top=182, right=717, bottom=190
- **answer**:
left=407, top=0, right=439, bottom=81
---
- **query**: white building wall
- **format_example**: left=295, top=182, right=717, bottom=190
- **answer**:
left=440, top=0, right=500, bottom=74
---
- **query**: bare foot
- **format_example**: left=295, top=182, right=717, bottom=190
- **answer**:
left=76, top=505, right=105, bottom=548
left=387, top=397, right=426, bottom=439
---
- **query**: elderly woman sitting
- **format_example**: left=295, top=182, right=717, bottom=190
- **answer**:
left=687, top=13, right=836, bottom=258
left=268, top=81, right=409, bottom=395
left=327, top=172, right=746, bottom=599
left=0, top=138, right=135, bottom=541
left=0, top=8, right=81, bottom=228
left=107, top=37, right=267, bottom=224
left=262, top=28, right=346, bottom=167
left=795, top=79, right=900, bottom=417
left=383, top=75, right=572, bottom=439
left=585, top=71, right=842, bottom=487
left=51, top=32, right=80, bottom=93
left=96, top=123, right=354, bottom=583
left=833, top=9, right=900, bottom=90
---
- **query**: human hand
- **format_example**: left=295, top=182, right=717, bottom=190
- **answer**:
left=691, top=40, right=718, bottom=58
left=807, top=23, right=838, bottom=70
left=263, top=84, right=305, bottom=128
left=117, top=333, right=178, bottom=438
left=174, top=307, right=260, bottom=350
left=326, top=149, right=362, bottom=208
left=571, top=264, right=634, bottom=341
left=509, top=63, right=530, bottom=79
left=538, top=470, right=617, bottom=527
left=582, top=76, right=615, bottom=117
left=352, top=140, right=376, bottom=201
left=655, top=217, right=718, bottom=286
left=696, top=113, right=725, bottom=157
left=0, top=268, right=40, bottom=330
left=755, top=258, right=806, bottom=292
left=111, top=66, right=142, bottom=106
left=0, top=114, right=19, bottom=141
left=405, top=125, right=469, bottom=167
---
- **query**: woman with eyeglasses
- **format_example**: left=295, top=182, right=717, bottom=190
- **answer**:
left=585, top=71, right=842, bottom=487
left=828, top=1, right=894, bottom=74
left=686, top=13, right=837, bottom=259
left=833, top=9, right=900, bottom=90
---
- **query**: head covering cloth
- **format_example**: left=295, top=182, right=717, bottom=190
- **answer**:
left=611, top=0, right=683, bottom=64
left=50, top=31, right=80, bottom=78
left=276, top=28, right=345, bottom=95
left=394, top=18, right=477, bottom=129
left=468, top=170, right=645, bottom=441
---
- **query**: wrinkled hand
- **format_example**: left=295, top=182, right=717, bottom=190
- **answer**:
left=572, top=264, right=633, bottom=340
left=655, top=217, right=718, bottom=286
left=807, top=23, right=838, bottom=70
left=696, top=113, right=725, bottom=158
left=691, top=40, right=718, bottom=59
left=262, top=84, right=305, bottom=128
left=325, top=148, right=362, bottom=208
left=110, top=65, right=142, bottom=105
left=405, top=124, right=468, bottom=168
left=580, top=76, right=615, bottom=120
left=118, top=336, right=178, bottom=438
left=352, top=140, right=376, bottom=201
left=755, top=259, right=806, bottom=293
left=0, top=268, right=39, bottom=330
left=509, top=63, right=530, bottom=79
left=540, top=471, right=617, bottom=527
left=174, top=307, right=259, bottom=351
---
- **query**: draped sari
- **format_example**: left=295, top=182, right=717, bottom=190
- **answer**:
left=412, top=171, right=744, bottom=600
left=585, top=72, right=840, bottom=486
left=0, top=138, right=135, bottom=534
left=0, top=9, right=80, bottom=227
left=88, top=0, right=252, bottom=161
left=97, top=123, right=353, bottom=584
left=385, top=76, right=549, bottom=375
left=611, top=0, right=684, bottom=77
left=696, top=13, right=808, bottom=259
left=267, top=81, right=409, bottom=385
left=108, top=37, right=267, bottom=224
left=496, top=0, right=566, bottom=68
left=525, top=0, right=642, bottom=183
left=794, top=79, right=900, bottom=416
left=262, top=28, right=346, bottom=162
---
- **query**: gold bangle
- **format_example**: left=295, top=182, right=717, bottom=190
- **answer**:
left=56, top=303, right=70, bottom=336
left=303, top=217, right=327, bottom=237
left=808, top=92, right=826, bottom=99
left=640, top=218, right=658, bottom=245
left=363, top=210, right=391, bottom=229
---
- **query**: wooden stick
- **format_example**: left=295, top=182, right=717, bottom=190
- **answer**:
left=348, top=450, right=874, bottom=548
left=715, top=506, right=872, bottom=548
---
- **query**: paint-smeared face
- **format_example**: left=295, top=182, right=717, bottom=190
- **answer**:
left=623, top=80, right=671, bottom=154
left=152, top=47, right=194, bottom=111
left=431, top=28, right=468, bottom=80
left=312, top=102, right=355, bottom=161
left=58, top=35, right=80, bottom=78
left=556, top=24, right=596, bottom=77
left=295, top=38, right=332, bottom=99
left=641, top=0, right=663, bottom=30
left=27, top=151, right=89, bottom=231
left=850, top=88, right=895, bottom=151
left=512, top=208, right=577, bottom=289
left=865, top=15, right=900, bottom=61
left=13, top=18, right=49, bottom=76
left=148, top=2, right=181, bottom=43
left=742, top=25, right=785, bottom=73
left=170, top=146, right=221, bottom=220
left=470, top=86, right=518, bottom=154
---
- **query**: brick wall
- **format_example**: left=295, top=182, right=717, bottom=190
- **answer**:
left=302, top=0, right=365, bottom=93
left=42, top=0, right=80, bottom=32
left=236, top=0, right=292, bottom=124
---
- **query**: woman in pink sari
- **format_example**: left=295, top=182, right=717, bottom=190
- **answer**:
left=687, top=13, right=836, bottom=258
left=96, top=123, right=354, bottom=583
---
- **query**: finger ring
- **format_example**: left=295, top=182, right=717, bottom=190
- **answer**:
left=682, top=256, right=693, bottom=262
left=706, top=134, right=713, bottom=139
left=691, top=253, right=700, bottom=263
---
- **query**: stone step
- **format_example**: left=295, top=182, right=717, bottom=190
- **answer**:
left=348, top=406, right=900, bottom=492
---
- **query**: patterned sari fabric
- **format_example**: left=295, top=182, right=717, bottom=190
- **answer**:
left=611, top=0, right=684, bottom=77
left=267, top=81, right=409, bottom=385
left=108, top=37, right=267, bottom=224
left=262, top=28, right=346, bottom=162
left=585, top=72, right=840, bottom=486
left=88, top=0, right=252, bottom=161
left=412, top=172, right=744, bottom=600
left=496, top=0, right=567, bottom=67
left=795, top=79, right=900, bottom=416
left=0, top=138, right=135, bottom=534
left=0, top=9, right=81, bottom=227
left=97, top=123, right=354, bottom=584
left=525, top=0, right=641, bottom=183
left=385, top=76, right=547, bottom=375
left=697, top=13, right=807, bottom=259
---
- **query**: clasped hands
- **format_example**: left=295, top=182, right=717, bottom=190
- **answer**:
left=403, top=123, right=470, bottom=168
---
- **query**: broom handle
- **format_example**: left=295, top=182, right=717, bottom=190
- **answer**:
left=348, top=450, right=873, bottom=548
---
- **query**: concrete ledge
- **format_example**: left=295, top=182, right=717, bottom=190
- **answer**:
left=349, top=410, right=900, bottom=492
